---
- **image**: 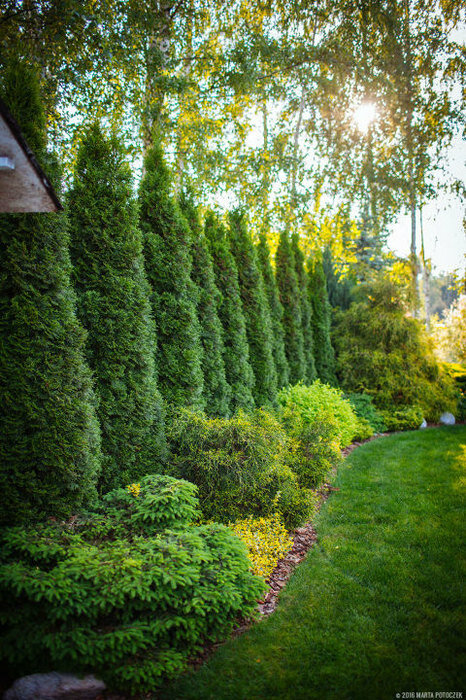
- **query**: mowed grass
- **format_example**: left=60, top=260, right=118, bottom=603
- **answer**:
left=160, top=426, right=466, bottom=700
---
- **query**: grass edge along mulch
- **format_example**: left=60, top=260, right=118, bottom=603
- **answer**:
left=159, top=425, right=466, bottom=700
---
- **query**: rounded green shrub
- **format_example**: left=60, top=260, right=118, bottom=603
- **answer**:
left=167, top=408, right=315, bottom=527
left=0, top=480, right=265, bottom=694
left=345, top=393, right=386, bottom=433
left=277, top=381, right=359, bottom=487
left=380, top=405, right=424, bottom=432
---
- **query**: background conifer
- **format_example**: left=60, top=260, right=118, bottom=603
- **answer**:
left=205, top=212, right=255, bottom=412
left=68, top=124, right=166, bottom=491
left=180, top=193, right=231, bottom=416
left=139, top=143, right=204, bottom=410
left=229, top=211, right=277, bottom=407
left=275, top=231, right=306, bottom=384
left=257, top=233, right=290, bottom=389
left=307, top=255, right=337, bottom=385
left=291, top=234, right=316, bottom=384
left=0, top=63, right=101, bottom=524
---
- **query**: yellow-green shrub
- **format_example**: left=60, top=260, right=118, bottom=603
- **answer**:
left=228, top=514, right=293, bottom=579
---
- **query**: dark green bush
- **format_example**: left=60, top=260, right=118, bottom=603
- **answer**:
left=278, top=382, right=359, bottom=487
left=167, top=408, right=315, bottom=528
left=0, top=476, right=265, bottom=694
left=380, top=405, right=424, bottom=432
left=441, top=362, right=466, bottom=421
left=345, top=393, right=386, bottom=433
left=291, top=234, right=316, bottom=384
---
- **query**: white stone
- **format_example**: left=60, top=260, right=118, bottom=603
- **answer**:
left=419, top=419, right=427, bottom=429
left=3, top=672, right=106, bottom=700
left=439, top=412, right=455, bottom=426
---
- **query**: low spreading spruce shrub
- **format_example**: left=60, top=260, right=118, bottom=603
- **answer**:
left=167, top=408, right=315, bottom=528
left=0, top=475, right=265, bottom=694
left=278, top=382, right=359, bottom=487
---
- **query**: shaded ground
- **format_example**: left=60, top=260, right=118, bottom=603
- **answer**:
left=159, top=426, right=466, bottom=700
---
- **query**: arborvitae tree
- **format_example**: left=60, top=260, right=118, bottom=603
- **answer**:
left=67, top=124, right=166, bottom=491
left=180, top=193, right=231, bottom=417
left=307, top=255, right=337, bottom=385
left=0, top=63, right=101, bottom=525
left=229, top=210, right=277, bottom=407
left=322, top=247, right=355, bottom=310
left=256, top=233, right=290, bottom=389
left=205, top=212, right=255, bottom=413
left=139, top=142, right=204, bottom=410
left=275, top=231, right=306, bottom=384
left=291, top=234, right=316, bottom=384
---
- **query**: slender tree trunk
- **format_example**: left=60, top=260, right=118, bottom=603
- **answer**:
left=261, top=99, right=271, bottom=233
left=287, top=87, right=306, bottom=233
left=420, top=205, right=431, bottom=332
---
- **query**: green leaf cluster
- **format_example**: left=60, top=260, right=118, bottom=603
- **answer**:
left=0, top=475, right=265, bottom=694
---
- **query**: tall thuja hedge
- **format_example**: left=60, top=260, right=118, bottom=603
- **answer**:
left=275, top=231, right=305, bottom=384
left=180, top=193, right=231, bottom=416
left=67, top=125, right=166, bottom=491
left=229, top=211, right=277, bottom=407
left=205, top=213, right=255, bottom=412
left=307, top=255, right=337, bottom=385
left=291, top=234, right=316, bottom=384
left=256, top=234, right=290, bottom=389
left=0, top=63, right=101, bottom=524
left=139, top=142, right=204, bottom=410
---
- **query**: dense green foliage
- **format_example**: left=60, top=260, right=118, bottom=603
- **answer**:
left=344, top=393, right=387, bottom=433
left=275, top=231, right=306, bottom=385
left=163, top=427, right=466, bottom=700
left=167, top=408, right=316, bottom=528
left=278, top=382, right=359, bottom=487
left=0, top=475, right=265, bottom=694
left=205, top=213, right=255, bottom=413
left=229, top=211, right=277, bottom=407
left=291, top=234, right=316, bottom=384
left=256, top=234, right=290, bottom=389
left=442, top=362, right=466, bottom=421
left=180, top=195, right=231, bottom=417
left=307, top=256, right=337, bottom=385
left=68, top=124, right=166, bottom=491
left=333, top=278, right=457, bottom=422
left=0, top=62, right=101, bottom=525
left=380, top=405, right=424, bottom=432
left=139, top=143, right=204, bottom=410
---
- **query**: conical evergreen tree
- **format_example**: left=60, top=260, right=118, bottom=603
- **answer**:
left=180, top=193, right=231, bottom=417
left=229, top=210, right=277, bottom=407
left=322, top=247, right=355, bottom=310
left=68, top=124, right=166, bottom=491
left=139, top=142, right=204, bottom=410
left=256, top=233, right=290, bottom=389
left=275, top=231, right=306, bottom=384
left=307, top=255, right=337, bottom=385
left=205, top=212, right=255, bottom=413
left=0, top=63, right=101, bottom=525
left=291, top=233, right=316, bottom=384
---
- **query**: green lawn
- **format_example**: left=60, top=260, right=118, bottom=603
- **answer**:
left=160, top=426, right=466, bottom=700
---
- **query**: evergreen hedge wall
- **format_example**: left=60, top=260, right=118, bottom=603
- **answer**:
left=0, top=63, right=102, bottom=524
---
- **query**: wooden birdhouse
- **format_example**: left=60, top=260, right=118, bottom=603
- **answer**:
left=0, top=98, right=62, bottom=213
